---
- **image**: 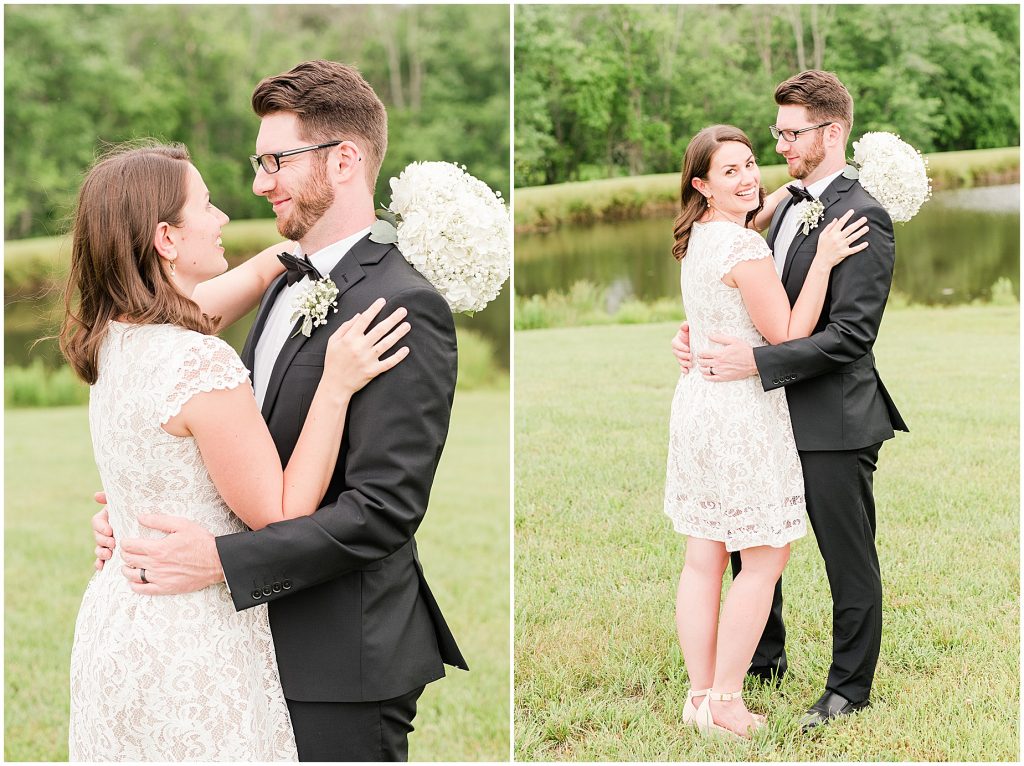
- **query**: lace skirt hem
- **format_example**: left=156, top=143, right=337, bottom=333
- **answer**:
left=665, top=504, right=807, bottom=552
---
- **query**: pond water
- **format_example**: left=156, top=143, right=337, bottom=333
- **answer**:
left=515, top=184, right=1020, bottom=309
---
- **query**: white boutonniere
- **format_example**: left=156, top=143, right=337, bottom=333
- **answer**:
left=290, top=276, right=339, bottom=337
left=798, top=199, right=825, bottom=235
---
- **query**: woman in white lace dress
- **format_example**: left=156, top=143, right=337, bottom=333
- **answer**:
left=663, top=126, right=868, bottom=738
left=60, top=143, right=410, bottom=760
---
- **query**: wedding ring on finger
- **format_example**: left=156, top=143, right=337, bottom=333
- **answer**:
left=140, top=568, right=149, bottom=584
left=710, top=367, right=715, bottom=376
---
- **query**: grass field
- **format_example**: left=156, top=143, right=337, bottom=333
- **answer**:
left=4, top=387, right=510, bottom=761
left=514, top=305, right=1018, bottom=760
left=514, top=147, right=1020, bottom=231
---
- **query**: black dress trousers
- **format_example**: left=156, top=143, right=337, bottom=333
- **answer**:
left=285, top=686, right=425, bottom=762
left=732, top=443, right=884, bottom=703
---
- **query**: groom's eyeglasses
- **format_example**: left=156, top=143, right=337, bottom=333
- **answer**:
left=249, top=141, right=342, bottom=174
left=770, top=122, right=833, bottom=142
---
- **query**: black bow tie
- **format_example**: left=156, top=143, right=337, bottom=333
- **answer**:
left=278, top=252, right=322, bottom=286
left=787, top=185, right=816, bottom=204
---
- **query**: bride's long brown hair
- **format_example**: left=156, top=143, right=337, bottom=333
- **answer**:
left=59, top=142, right=219, bottom=384
left=671, top=125, right=765, bottom=261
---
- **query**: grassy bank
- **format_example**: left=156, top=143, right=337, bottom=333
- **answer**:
left=514, top=276, right=1018, bottom=331
left=4, top=219, right=281, bottom=296
left=514, top=305, right=1018, bottom=760
left=4, top=325, right=507, bottom=408
left=514, top=146, right=1020, bottom=232
left=5, top=388, right=510, bottom=761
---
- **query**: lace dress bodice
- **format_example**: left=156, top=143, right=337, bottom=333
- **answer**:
left=664, top=222, right=807, bottom=551
left=69, top=322, right=297, bottom=761
left=680, top=222, right=771, bottom=357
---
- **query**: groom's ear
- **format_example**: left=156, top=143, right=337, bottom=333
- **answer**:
left=330, top=140, right=363, bottom=185
left=824, top=121, right=845, bottom=148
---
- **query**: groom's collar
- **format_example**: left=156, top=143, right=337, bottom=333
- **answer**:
left=799, top=168, right=845, bottom=199
left=296, top=225, right=373, bottom=276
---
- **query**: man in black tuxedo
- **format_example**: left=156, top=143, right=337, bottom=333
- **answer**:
left=94, top=60, right=466, bottom=760
left=672, top=70, right=907, bottom=729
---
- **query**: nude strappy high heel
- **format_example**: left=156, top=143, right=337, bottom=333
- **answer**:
left=694, top=690, right=762, bottom=739
left=682, top=687, right=711, bottom=725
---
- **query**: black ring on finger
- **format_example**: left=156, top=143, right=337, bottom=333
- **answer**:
left=140, top=568, right=149, bottom=584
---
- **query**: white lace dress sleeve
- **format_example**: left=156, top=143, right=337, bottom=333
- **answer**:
left=158, top=332, right=253, bottom=424
left=69, top=323, right=297, bottom=761
left=716, top=225, right=773, bottom=279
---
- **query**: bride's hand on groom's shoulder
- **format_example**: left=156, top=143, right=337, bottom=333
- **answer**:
left=325, top=298, right=411, bottom=397
left=92, top=491, right=114, bottom=572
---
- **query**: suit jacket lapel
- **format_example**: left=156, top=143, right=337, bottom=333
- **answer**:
left=241, top=273, right=288, bottom=374
left=767, top=196, right=794, bottom=251
left=781, top=170, right=858, bottom=285
left=259, top=234, right=392, bottom=420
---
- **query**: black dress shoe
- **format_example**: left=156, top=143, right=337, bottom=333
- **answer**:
left=799, top=690, right=869, bottom=731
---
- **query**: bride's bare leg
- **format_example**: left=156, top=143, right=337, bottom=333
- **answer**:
left=676, top=537, right=729, bottom=712
left=711, top=543, right=790, bottom=735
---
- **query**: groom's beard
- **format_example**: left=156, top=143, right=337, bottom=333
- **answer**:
left=277, top=159, right=333, bottom=242
left=788, top=134, right=826, bottom=180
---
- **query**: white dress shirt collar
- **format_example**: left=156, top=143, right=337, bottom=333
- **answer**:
left=799, top=167, right=845, bottom=200
left=296, top=225, right=373, bottom=279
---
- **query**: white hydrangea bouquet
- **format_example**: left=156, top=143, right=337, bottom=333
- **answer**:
left=850, top=132, right=932, bottom=223
left=369, top=161, right=511, bottom=314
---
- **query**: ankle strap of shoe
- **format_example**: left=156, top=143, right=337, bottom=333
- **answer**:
left=709, top=690, right=743, bottom=701
left=687, top=687, right=711, bottom=699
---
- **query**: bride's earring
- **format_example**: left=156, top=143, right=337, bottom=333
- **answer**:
left=169, top=260, right=176, bottom=276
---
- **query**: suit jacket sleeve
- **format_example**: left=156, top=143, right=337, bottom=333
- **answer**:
left=215, top=286, right=457, bottom=610
left=753, top=202, right=895, bottom=391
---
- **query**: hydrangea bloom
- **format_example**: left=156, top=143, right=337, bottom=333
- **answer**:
left=387, top=162, right=510, bottom=314
left=852, top=132, right=932, bottom=223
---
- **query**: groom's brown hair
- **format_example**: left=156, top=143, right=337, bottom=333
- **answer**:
left=775, top=70, right=854, bottom=139
left=252, top=59, right=388, bottom=192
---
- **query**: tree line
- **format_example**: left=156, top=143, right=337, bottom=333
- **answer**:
left=515, top=4, right=1020, bottom=187
left=5, top=4, right=509, bottom=240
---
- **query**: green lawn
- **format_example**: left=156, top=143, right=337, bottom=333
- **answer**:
left=5, top=387, right=510, bottom=761
left=514, top=305, right=1018, bottom=761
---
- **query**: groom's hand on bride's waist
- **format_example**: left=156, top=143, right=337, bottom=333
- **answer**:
left=92, top=492, right=114, bottom=572
left=697, top=334, right=757, bottom=382
left=671, top=321, right=692, bottom=373
left=119, top=514, right=225, bottom=595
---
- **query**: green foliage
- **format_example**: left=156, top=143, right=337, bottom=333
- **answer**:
left=5, top=360, right=89, bottom=408
left=5, top=391, right=510, bottom=760
left=5, top=5, right=509, bottom=240
left=455, top=328, right=507, bottom=391
left=515, top=5, right=1019, bottom=186
left=977, top=277, right=1020, bottom=308
left=515, top=307, right=1018, bottom=759
left=516, top=275, right=1019, bottom=332
left=514, top=281, right=683, bottom=330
